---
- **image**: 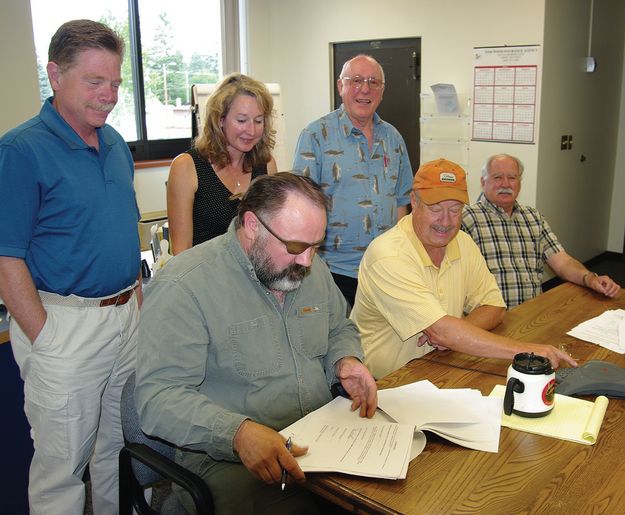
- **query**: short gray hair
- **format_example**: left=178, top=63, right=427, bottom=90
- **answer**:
left=481, top=154, right=524, bottom=179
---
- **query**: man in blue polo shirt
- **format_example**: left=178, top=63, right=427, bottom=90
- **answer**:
left=0, top=20, right=141, bottom=515
left=293, top=54, right=413, bottom=306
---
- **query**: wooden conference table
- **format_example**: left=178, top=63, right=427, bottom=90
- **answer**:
left=306, top=283, right=625, bottom=514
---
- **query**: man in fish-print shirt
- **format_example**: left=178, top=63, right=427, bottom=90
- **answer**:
left=293, top=54, right=413, bottom=307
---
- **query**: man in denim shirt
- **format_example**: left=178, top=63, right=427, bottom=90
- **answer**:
left=136, top=173, right=377, bottom=514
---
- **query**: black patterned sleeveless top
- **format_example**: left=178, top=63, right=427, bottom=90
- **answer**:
left=188, top=148, right=268, bottom=246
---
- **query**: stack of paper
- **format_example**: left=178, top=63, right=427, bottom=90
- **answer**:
left=280, top=396, right=416, bottom=479
left=280, top=380, right=503, bottom=480
left=490, top=384, right=609, bottom=445
left=378, top=380, right=502, bottom=452
left=567, top=309, right=625, bottom=353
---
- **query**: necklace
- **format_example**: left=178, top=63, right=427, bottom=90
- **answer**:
left=236, top=179, right=241, bottom=188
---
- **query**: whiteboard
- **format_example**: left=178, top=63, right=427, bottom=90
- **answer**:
left=191, top=83, right=288, bottom=172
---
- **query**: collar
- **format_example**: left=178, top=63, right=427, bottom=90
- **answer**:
left=39, top=96, right=117, bottom=151
left=477, top=192, right=520, bottom=217
left=225, top=219, right=255, bottom=276
left=398, top=215, right=461, bottom=269
left=225, top=220, right=307, bottom=311
left=224, top=219, right=301, bottom=295
left=337, top=104, right=381, bottom=138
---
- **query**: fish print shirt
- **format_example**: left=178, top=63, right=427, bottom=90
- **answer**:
left=293, top=105, right=413, bottom=278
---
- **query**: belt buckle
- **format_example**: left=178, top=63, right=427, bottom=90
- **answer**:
left=115, top=289, right=131, bottom=306
left=99, top=287, right=132, bottom=307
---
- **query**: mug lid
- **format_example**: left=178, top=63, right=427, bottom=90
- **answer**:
left=512, top=352, right=553, bottom=374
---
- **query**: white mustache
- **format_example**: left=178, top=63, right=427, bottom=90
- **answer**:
left=432, top=224, right=453, bottom=233
left=497, top=188, right=514, bottom=195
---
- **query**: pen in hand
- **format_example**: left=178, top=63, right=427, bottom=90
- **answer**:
left=280, top=437, right=293, bottom=491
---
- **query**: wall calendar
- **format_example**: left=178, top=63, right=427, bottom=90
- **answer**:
left=472, top=45, right=541, bottom=144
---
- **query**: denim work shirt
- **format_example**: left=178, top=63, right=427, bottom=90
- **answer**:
left=135, top=221, right=363, bottom=461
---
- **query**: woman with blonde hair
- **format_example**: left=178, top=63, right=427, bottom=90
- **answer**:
left=167, top=73, right=277, bottom=254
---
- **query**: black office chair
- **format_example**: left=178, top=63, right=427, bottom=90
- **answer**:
left=119, top=372, right=214, bottom=514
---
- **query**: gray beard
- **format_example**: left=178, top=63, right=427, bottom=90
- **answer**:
left=249, top=237, right=310, bottom=292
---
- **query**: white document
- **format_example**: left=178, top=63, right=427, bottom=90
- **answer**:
left=280, top=397, right=415, bottom=479
left=378, top=380, right=502, bottom=452
left=431, top=83, right=460, bottom=114
left=567, top=309, right=625, bottom=354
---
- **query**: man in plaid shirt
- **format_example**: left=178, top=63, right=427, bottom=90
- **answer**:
left=462, top=154, right=619, bottom=308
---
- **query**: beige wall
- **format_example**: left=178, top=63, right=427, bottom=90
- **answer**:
left=538, top=0, right=625, bottom=259
left=608, top=28, right=625, bottom=253
left=0, top=0, right=40, bottom=135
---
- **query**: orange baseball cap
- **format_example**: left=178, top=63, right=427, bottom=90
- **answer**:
left=413, top=158, right=469, bottom=205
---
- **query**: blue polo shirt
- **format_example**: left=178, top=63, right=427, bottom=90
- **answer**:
left=0, top=98, right=140, bottom=297
left=293, top=105, right=413, bottom=278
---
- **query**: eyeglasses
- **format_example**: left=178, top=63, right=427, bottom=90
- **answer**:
left=490, top=174, right=521, bottom=183
left=341, top=75, right=385, bottom=91
left=254, top=212, right=325, bottom=255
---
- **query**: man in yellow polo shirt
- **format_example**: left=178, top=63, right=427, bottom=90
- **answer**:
left=351, top=158, right=577, bottom=378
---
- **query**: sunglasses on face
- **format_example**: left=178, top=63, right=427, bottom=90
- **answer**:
left=254, top=212, right=324, bottom=255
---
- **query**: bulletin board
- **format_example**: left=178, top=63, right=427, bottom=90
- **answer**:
left=471, top=45, right=541, bottom=144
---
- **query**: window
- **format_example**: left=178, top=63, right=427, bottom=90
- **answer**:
left=30, top=0, right=232, bottom=160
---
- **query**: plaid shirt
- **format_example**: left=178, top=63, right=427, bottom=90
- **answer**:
left=461, top=194, right=563, bottom=308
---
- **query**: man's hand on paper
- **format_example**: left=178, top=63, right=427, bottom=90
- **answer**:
left=587, top=274, right=620, bottom=299
left=233, top=420, right=307, bottom=485
left=335, top=356, right=378, bottom=418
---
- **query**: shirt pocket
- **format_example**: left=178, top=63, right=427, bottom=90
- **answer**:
left=230, top=315, right=283, bottom=378
left=292, top=302, right=330, bottom=359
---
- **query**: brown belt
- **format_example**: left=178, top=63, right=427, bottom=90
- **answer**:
left=98, top=285, right=138, bottom=307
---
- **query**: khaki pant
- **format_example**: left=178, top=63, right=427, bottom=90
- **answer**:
left=10, top=290, right=139, bottom=515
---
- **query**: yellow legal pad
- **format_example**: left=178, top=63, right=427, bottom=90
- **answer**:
left=490, top=384, right=609, bottom=445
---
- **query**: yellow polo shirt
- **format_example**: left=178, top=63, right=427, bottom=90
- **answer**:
left=351, top=215, right=505, bottom=379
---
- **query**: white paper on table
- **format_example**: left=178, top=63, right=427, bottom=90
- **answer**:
left=619, top=318, right=625, bottom=351
left=280, top=397, right=414, bottom=479
left=567, top=309, right=625, bottom=353
left=378, top=380, right=502, bottom=452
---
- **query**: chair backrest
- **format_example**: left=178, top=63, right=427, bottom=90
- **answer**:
left=120, top=372, right=177, bottom=486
